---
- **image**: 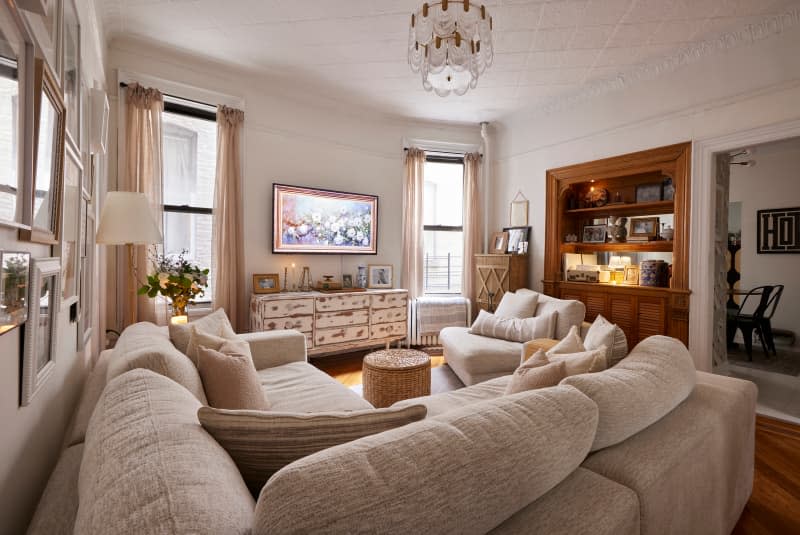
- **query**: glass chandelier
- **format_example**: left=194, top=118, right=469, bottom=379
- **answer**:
left=408, top=1, right=494, bottom=97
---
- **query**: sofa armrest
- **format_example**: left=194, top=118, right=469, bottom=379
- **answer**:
left=237, top=330, right=307, bottom=370
left=579, top=321, right=592, bottom=339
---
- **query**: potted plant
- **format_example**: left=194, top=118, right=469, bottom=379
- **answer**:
left=138, top=250, right=209, bottom=318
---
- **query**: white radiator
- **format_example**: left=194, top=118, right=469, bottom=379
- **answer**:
left=407, top=296, right=471, bottom=347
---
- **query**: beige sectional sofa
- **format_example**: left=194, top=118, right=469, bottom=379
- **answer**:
left=28, top=322, right=757, bottom=535
left=442, top=291, right=588, bottom=385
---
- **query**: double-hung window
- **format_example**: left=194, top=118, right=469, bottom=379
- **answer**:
left=423, top=154, right=464, bottom=294
left=161, top=97, right=217, bottom=302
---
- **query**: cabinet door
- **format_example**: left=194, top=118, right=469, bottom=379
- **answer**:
left=609, top=294, right=636, bottom=344
left=475, top=256, right=511, bottom=307
left=638, top=297, right=667, bottom=342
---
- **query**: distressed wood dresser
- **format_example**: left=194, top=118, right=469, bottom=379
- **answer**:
left=250, top=289, right=408, bottom=357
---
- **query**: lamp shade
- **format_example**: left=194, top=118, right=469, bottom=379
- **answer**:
left=96, top=191, right=163, bottom=245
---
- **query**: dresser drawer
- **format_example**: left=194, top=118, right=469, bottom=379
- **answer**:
left=261, top=315, right=314, bottom=332
left=315, top=294, right=370, bottom=312
left=315, top=325, right=369, bottom=347
left=316, top=309, right=369, bottom=329
left=372, top=306, right=407, bottom=325
left=371, top=321, right=407, bottom=340
left=371, top=292, right=408, bottom=310
left=256, top=298, right=314, bottom=319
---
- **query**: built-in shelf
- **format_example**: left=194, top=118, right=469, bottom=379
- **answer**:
left=565, top=200, right=674, bottom=218
left=560, top=241, right=674, bottom=253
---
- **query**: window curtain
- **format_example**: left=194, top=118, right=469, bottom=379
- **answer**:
left=122, top=83, right=164, bottom=325
left=462, top=152, right=482, bottom=311
left=401, top=148, right=425, bottom=300
left=212, top=106, right=246, bottom=331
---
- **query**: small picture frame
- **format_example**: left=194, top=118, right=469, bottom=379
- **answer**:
left=503, top=226, right=531, bottom=254
left=22, top=257, right=61, bottom=406
left=635, top=183, right=663, bottom=203
left=0, top=251, right=31, bottom=335
left=342, top=274, right=353, bottom=289
left=253, top=273, right=280, bottom=294
left=367, top=264, right=393, bottom=289
left=490, top=231, right=509, bottom=254
left=582, top=225, right=607, bottom=243
left=630, top=217, right=660, bottom=238
left=623, top=265, right=640, bottom=285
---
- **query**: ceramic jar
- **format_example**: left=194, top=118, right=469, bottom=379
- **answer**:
left=640, top=260, right=670, bottom=287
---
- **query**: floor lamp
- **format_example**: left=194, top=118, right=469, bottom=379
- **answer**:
left=96, top=191, right=163, bottom=328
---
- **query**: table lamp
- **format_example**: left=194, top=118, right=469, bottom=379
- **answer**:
left=96, top=191, right=163, bottom=326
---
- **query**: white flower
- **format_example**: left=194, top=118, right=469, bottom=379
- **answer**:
left=312, top=213, right=321, bottom=223
left=158, top=272, right=169, bottom=289
left=297, top=224, right=310, bottom=236
left=191, top=282, right=199, bottom=291
left=363, top=214, right=371, bottom=224
left=362, top=238, right=370, bottom=246
left=331, top=222, right=341, bottom=233
left=334, top=235, right=344, bottom=245
left=356, top=231, right=364, bottom=241
left=350, top=216, right=361, bottom=226
left=346, top=228, right=356, bottom=238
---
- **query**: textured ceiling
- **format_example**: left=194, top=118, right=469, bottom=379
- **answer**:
left=99, top=0, right=800, bottom=123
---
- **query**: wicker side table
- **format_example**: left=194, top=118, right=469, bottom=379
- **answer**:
left=362, top=349, right=431, bottom=408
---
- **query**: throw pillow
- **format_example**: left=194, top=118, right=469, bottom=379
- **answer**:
left=198, top=404, right=427, bottom=495
left=169, top=308, right=236, bottom=354
left=548, top=346, right=608, bottom=376
left=584, top=315, right=629, bottom=367
left=494, top=291, right=539, bottom=319
left=185, top=325, right=252, bottom=366
left=546, top=324, right=586, bottom=355
left=504, top=359, right=567, bottom=395
left=470, top=310, right=556, bottom=343
left=196, top=342, right=269, bottom=411
left=520, top=339, right=560, bottom=364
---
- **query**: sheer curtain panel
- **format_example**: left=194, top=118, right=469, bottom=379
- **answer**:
left=462, top=152, right=482, bottom=311
left=401, top=148, right=425, bottom=300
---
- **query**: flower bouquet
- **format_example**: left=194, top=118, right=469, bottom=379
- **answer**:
left=138, top=250, right=209, bottom=317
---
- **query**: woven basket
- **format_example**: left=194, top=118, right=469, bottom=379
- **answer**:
left=362, top=349, right=431, bottom=408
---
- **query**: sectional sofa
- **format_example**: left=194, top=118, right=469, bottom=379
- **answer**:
left=28, top=322, right=756, bottom=535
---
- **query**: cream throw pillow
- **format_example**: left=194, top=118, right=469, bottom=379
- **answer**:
left=584, top=315, right=629, bottom=367
left=186, top=325, right=251, bottom=366
left=548, top=346, right=608, bottom=376
left=546, top=325, right=586, bottom=355
left=504, top=358, right=567, bottom=395
left=470, top=310, right=556, bottom=343
left=197, top=342, right=269, bottom=411
left=198, top=404, right=427, bottom=495
left=494, top=291, right=539, bottom=319
left=169, top=308, right=237, bottom=354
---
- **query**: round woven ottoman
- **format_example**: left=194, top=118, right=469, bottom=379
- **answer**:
left=362, top=349, right=431, bottom=408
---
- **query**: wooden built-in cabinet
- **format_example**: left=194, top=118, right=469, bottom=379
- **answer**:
left=250, top=289, right=408, bottom=357
left=474, top=254, right=529, bottom=315
left=543, top=142, right=691, bottom=345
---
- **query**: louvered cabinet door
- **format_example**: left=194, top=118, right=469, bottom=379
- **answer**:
left=638, top=297, right=667, bottom=343
left=609, top=294, right=636, bottom=344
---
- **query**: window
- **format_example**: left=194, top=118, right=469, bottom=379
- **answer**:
left=162, top=99, right=217, bottom=302
left=423, top=155, right=464, bottom=294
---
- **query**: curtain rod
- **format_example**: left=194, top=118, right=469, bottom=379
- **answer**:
left=118, top=81, right=217, bottom=111
left=404, top=147, right=483, bottom=157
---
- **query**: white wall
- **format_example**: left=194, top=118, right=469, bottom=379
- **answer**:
left=106, top=38, right=482, bottom=330
left=730, top=138, right=800, bottom=334
left=0, top=2, right=106, bottom=534
left=490, top=25, right=800, bottom=370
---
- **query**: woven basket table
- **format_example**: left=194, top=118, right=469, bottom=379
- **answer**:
left=362, top=349, right=431, bottom=408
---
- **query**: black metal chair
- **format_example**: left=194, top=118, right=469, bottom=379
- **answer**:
left=760, top=285, right=784, bottom=356
left=726, top=285, right=775, bottom=360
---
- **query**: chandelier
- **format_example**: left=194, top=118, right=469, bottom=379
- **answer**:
left=408, top=1, right=494, bottom=97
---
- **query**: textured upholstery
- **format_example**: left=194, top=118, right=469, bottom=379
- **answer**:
left=63, top=350, right=113, bottom=447
left=562, top=335, right=696, bottom=451
left=169, top=307, right=237, bottom=354
left=582, top=372, right=757, bottom=535
left=106, top=321, right=208, bottom=404
left=494, top=290, right=539, bottom=318
left=185, top=325, right=245, bottom=365
left=547, top=346, right=608, bottom=376
left=238, top=329, right=308, bottom=370
left=254, top=385, right=599, bottom=535
left=258, top=361, right=373, bottom=411
left=75, top=369, right=254, bottom=535
left=392, top=375, right=511, bottom=417
left=440, top=326, right=521, bottom=385
left=26, top=444, right=84, bottom=535
left=197, top=342, right=270, bottom=410
left=583, top=314, right=629, bottom=367
left=199, top=404, right=427, bottom=495
left=505, top=359, right=567, bottom=395
left=490, top=467, right=640, bottom=535
left=470, top=310, right=556, bottom=342
left=530, top=291, right=586, bottom=339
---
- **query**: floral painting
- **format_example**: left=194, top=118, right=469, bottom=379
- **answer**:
left=273, top=184, right=378, bottom=254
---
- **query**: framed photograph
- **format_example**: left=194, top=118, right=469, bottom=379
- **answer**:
left=630, top=217, right=659, bottom=238
left=20, top=0, right=60, bottom=78
left=367, top=264, right=393, bottom=289
left=342, top=274, right=353, bottom=289
left=635, top=183, right=662, bottom=203
left=63, top=0, right=80, bottom=147
left=19, top=58, right=66, bottom=245
left=490, top=231, right=509, bottom=254
left=504, top=226, right=531, bottom=254
left=253, top=273, right=280, bottom=294
left=623, top=265, right=640, bottom=285
left=21, top=257, right=60, bottom=406
left=0, top=251, right=31, bottom=335
left=59, top=143, right=82, bottom=307
left=582, top=225, right=607, bottom=243
left=77, top=203, right=94, bottom=350
left=273, top=183, right=378, bottom=254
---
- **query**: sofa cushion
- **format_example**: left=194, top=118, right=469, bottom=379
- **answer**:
left=197, top=342, right=270, bottom=410
left=253, top=385, right=599, bottom=535
left=547, top=324, right=586, bottom=355
left=186, top=324, right=246, bottom=366
left=505, top=359, right=567, bottom=395
left=470, top=309, right=556, bottom=343
left=531, top=292, right=586, bottom=340
left=75, top=369, right=254, bottom=535
left=584, top=314, right=629, bottom=367
left=27, top=444, right=84, bottom=535
left=169, top=308, right=237, bottom=354
left=392, top=375, right=511, bottom=417
left=258, top=361, right=373, bottom=412
left=440, top=326, right=522, bottom=386
left=107, top=322, right=208, bottom=404
left=63, top=349, right=113, bottom=447
left=199, top=404, right=427, bottom=495
left=561, top=335, right=696, bottom=451
left=547, top=347, right=608, bottom=376
left=494, top=290, right=539, bottom=318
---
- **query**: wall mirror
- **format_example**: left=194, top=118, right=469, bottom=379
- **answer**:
left=509, top=191, right=529, bottom=227
left=21, top=256, right=60, bottom=406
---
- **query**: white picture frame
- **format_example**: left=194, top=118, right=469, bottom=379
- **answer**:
left=21, top=256, right=60, bottom=406
left=367, top=264, right=393, bottom=289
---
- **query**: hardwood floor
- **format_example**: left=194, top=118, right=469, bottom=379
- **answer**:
left=314, top=353, right=800, bottom=534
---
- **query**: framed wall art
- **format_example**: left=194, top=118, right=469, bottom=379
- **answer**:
left=21, top=256, right=60, bottom=406
left=757, top=207, right=799, bottom=254
left=77, top=201, right=94, bottom=349
left=59, top=142, right=81, bottom=308
left=635, top=183, right=662, bottom=203
left=0, top=251, right=31, bottom=335
left=630, top=217, right=660, bottom=238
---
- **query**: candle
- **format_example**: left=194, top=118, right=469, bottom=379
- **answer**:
left=171, top=315, right=188, bottom=325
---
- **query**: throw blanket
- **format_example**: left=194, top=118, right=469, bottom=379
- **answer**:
left=416, top=296, right=469, bottom=336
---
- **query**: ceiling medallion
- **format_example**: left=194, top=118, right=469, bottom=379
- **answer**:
left=408, top=0, right=494, bottom=97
